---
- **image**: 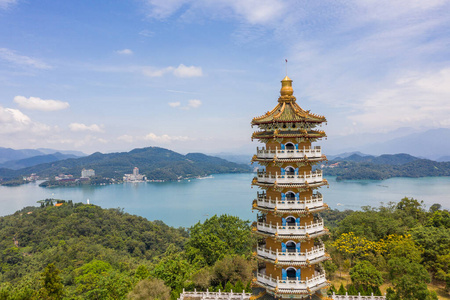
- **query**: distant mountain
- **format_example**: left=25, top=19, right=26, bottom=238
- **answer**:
left=36, top=148, right=86, bottom=157
left=357, top=128, right=450, bottom=159
left=327, top=151, right=371, bottom=161
left=0, top=148, right=43, bottom=163
left=331, top=153, right=420, bottom=165
left=0, top=147, right=251, bottom=181
left=324, top=153, right=450, bottom=180
left=209, top=153, right=252, bottom=165
left=437, top=156, right=450, bottom=162
left=0, top=153, right=78, bottom=170
left=0, top=147, right=86, bottom=164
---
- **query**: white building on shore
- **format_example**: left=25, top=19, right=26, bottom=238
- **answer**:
left=123, top=167, right=146, bottom=182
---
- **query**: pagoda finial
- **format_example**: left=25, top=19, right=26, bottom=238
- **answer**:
left=280, top=75, right=293, bottom=97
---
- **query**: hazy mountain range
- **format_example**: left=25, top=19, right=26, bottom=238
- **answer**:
left=321, top=128, right=450, bottom=161
left=0, top=147, right=251, bottom=181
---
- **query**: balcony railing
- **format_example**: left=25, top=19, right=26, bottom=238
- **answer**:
left=257, top=245, right=326, bottom=263
left=256, top=170, right=323, bottom=185
left=256, top=272, right=327, bottom=293
left=256, top=219, right=324, bottom=236
left=255, top=146, right=322, bottom=160
left=256, top=193, right=324, bottom=211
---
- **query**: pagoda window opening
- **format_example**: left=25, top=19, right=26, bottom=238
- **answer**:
left=286, top=241, right=296, bottom=252
left=285, top=191, right=296, bottom=200
left=285, top=142, right=295, bottom=150
left=285, top=166, right=295, bottom=175
left=286, top=267, right=297, bottom=280
left=285, top=216, right=296, bottom=226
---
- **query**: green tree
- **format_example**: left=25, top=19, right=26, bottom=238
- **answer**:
left=127, top=278, right=170, bottom=300
left=347, top=284, right=357, bottom=295
left=337, top=283, right=346, bottom=295
left=233, top=280, right=245, bottom=293
left=186, top=215, right=253, bottom=266
left=350, top=260, right=383, bottom=290
left=152, top=248, right=192, bottom=292
left=388, top=257, right=435, bottom=300
left=38, top=263, right=64, bottom=300
left=223, top=282, right=233, bottom=292
left=211, top=256, right=252, bottom=288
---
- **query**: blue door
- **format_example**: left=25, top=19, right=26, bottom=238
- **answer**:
left=295, top=168, right=299, bottom=175
left=282, top=269, right=287, bottom=280
left=281, top=144, right=285, bottom=150
left=281, top=193, right=286, bottom=201
left=296, top=269, right=301, bottom=280
left=295, top=143, right=299, bottom=149
left=295, top=193, right=299, bottom=200
left=281, top=242, right=286, bottom=253
left=281, top=168, right=285, bottom=175
left=296, top=217, right=300, bottom=226
left=296, top=242, right=301, bottom=252
left=282, top=218, right=286, bottom=226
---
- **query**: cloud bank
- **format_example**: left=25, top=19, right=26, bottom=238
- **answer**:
left=14, top=96, right=70, bottom=111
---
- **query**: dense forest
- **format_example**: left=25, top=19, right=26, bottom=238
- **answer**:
left=0, top=147, right=251, bottom=183
left=0, top=198, right=448, bottom=299
left=324, top=154, right=450, bottom=180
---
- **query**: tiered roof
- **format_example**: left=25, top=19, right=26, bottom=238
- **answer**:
left=251, top=76, right=326, bottom=126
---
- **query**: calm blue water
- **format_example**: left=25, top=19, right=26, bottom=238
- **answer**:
left=0, top=174, right=449, bottom=227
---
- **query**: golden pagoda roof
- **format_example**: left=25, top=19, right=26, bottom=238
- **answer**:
left=252, top=77, right=326, bottom=125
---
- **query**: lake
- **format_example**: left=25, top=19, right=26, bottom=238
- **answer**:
left=0, top=174, right=449, bottom=227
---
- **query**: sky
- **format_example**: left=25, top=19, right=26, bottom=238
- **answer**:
left=1, top=0, right=450, bottom=155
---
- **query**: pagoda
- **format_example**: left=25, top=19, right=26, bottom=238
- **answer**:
left=251, top=76, right=330, bottom=299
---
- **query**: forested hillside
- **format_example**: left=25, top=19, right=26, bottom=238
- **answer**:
left=321, top=198, right=449, bottom=299
left=0, top=198, right=448, bottom=299
left=324, top=154, right=450, bottom=180
left=0, top=204, right=254, bottom=299
left=0, top=147, right=251, bottom=182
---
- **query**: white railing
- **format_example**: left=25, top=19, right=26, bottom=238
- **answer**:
left=256, top=219, right=324, bottom=236
left=257, top=245, right=326, bottom=263
left=332, top=293, right=386, bottom=300
left=256, top=193, right=324, bottom=210
left=256, top=146, right=322, bottom=160
left=256, top=170, right=323, bottom=185
left=256, top=272, right=327, bottom=292
left=178, top=289, right=251, bottom=300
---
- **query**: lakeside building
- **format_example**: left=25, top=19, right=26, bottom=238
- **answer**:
left=81, top=168, right=95, bottom=178
left=123, top=167, right=147, bottom=182
left=250, top=76, right=330, bottom=299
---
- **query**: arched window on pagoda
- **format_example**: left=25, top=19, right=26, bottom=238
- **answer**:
left=285, top=191, right=296, bottom=200
left=285, top=216, right=296, bottom=226
left=286, top=267, right=297, bottom=279
left=285, top=142, right=295, bottom=150
left=285, top=166, right=295, bottom=175
left=286, top=240, right=296, bottom=252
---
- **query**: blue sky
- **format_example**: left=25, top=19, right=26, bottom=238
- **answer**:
left=1, top=0, right=450, bottom=155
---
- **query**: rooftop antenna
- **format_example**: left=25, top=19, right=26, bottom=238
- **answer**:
left=285, top=59, right=288, bottom=76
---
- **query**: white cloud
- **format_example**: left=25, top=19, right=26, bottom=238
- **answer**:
left=14, top=96, right=69, bottom=111
left=69, top=123, right=104, bottom=133
left=139, top=30, right=154, bottom=37
left=144, top=0, right=286, bottom=24
left=144, top=132, right=190, bottom=142
left=349, top=68, right=450, bottom=132
left=169, top=99, right=202, bottom=110
left=0, top=106, right=51, bottom=134
left=0, top=48, right=51, bottom=69
left=188, top=99, right=202, bottom=108
left=0, top=0, right=17, bottom=10
left=116, top=49, right=133, bottom=55
left=169, top=101, right=181, bottom=107
left=141, top=66, right=173, bottom=77
left=173, top=64, right=203, bottom=78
